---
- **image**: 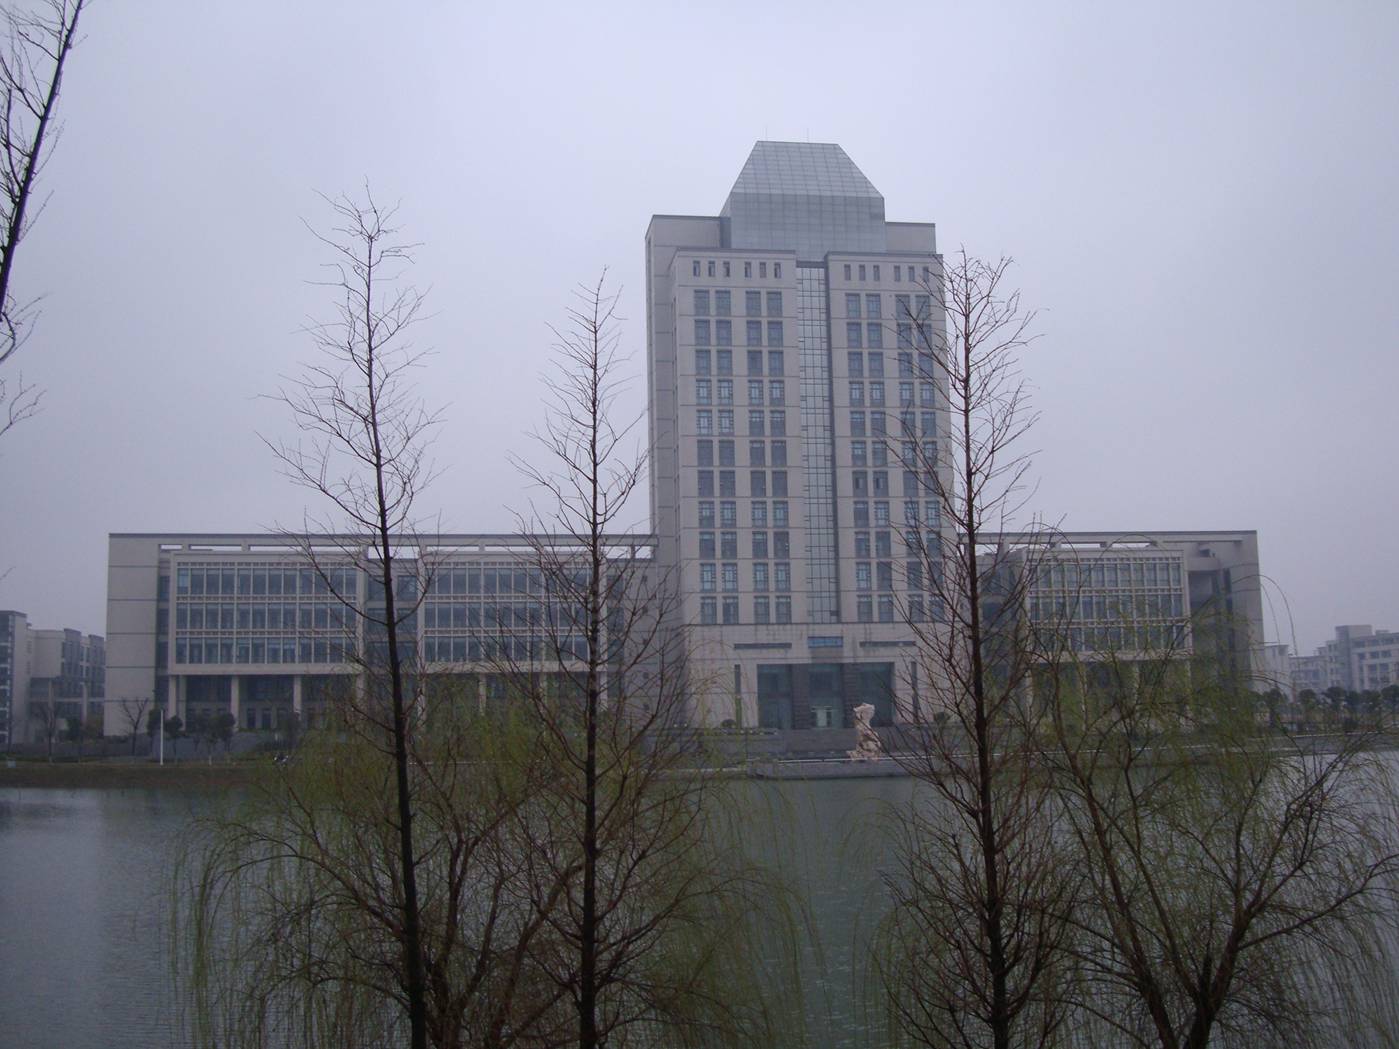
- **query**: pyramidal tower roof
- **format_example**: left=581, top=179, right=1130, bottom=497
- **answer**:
left=720, top=141, right=888, bottom=260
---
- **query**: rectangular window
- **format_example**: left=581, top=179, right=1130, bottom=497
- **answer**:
left=871, top=412, right=886, bottom=437
left=851, top=411, right=866, bottom=437
left=749, top=439, right=765, bottom=466
left=699, top=532, right=715, bottom=559
left=720, top=501, right=737, bottom=527
left=746, top=290, right=762, bottom=316
left=719, top=470, right=736, bottom=497
left=868, top=352, right=884, bottom=378
left=748, top=409, right=765, bottom=435
left=922, top=412, right=936, bottom=436
left=759, top=261, right=767, bottom=278
left=900, top=381, right=914, bottom=407
left=718, top=439, right=735, bottom=466
left=770, top=439, right=786, bottom=466
left=920, top=383, right=935, bottom=407
left=843, top=263, right=852, bottom=281
left=718, top=410, right=734, bottom=434
left=867, top=323, right=883, bottom=349
left=694, top=289, right=709, bottom=316
left=721, top=531, right=738, bottom=558
left=747, top=320, right=763, bottom=347
left=715, top=290, right=731, bottom=316
left=773, top=501, right=789, bottom=525
left=696, top=349, right=711, bottom=375
left=858, top=264, right=866, bottom=280
left=896, top=294, right=911, bottom=320
left=776, top=596, right=792, bottom=624
left=768, top=350, right=784, bottom=375
left=773, top=262, right=781, bottom=278
left=771, top=470, right=788, bottom=497
left=716, top=349, right=732, bottom=375
left=717, top=378, right=733, bottom=404
left=852, top=470, right=868, bottom=495
left=872, top=265, right=880, bottom=282
left=716, top=320, right=732, bottom=346
left=753, top=563, right=769, bottom=591
left=744, top=261, right=752, bottom=278
left=722, top=563, right=738, bottom=592
left=856, top=563, right=871, bottom=590
left=707, top=260, right=715, bottom=277
left=723, top=261, right=730, bottom=277
left=748, top=379, right=764, bottom=404
left=878, top=595, right=894, bottom=623
left=752, top=529, right=768, bottom=556
left=722, top=597, right=739, bottom=625
left=692, top=259, right=701, bottom=277
left=878, top=561, right=894, bottom=591
left=769, top=409, right=785, bottom=435
left=694, top=319, right=710, bottom=346
left=897, top=323, right=913, bottom=349
left=851, top=440, right=867, bottom=466
left=751, top=470, right=767, bottom=497
left=701, top=597, right=717, bottom=624
left=855, top=531, right=871, bottom=557
left=697, top=410, right=712, bottom=435
left=848, top=351, right=864, bottom=377
left=849, top=381, right=864, bottom=406
left=747, top=349, right=763, bottom=375
left=774, top=531, right=790, bottom=558
left=874, top=501, right=891, bottom=526
left=869, top=381, right=885, bottom=406
left=775, top=563, right=791, bottom=591
left=697, top=470, right=714, bottom=497
left=752, top=503, right=768, bottom=528
left=866, top=293, right=881, bottom=318
left=766, top=291, right=782, bottom=315
left=894, top=266, right=902, bottom=282
left=754, top=597, right=770, bottom=624
left=700, top=563, right=716, bottom=592
left=767, top=320, right=783, bottom=346
left=847, top=322, right=863, bottom=349
left=768, top=380, right=784, bottom=404
left=696, top=379, right=711, bottom=404
left=854, top=500, right=870, bottom=526
left=698, top=501, right=715, bottom=527
left=846, top=292, right=861, bottom=318
left=697, top=439, right=713, bottom=467
left=858, top=596, right=872, bottom=623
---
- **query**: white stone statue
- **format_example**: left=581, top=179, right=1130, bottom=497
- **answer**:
left=847, top=702, right=882, bottom=762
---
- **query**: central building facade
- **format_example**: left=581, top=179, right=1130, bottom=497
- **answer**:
left=646, top=142, right=950, bottom=728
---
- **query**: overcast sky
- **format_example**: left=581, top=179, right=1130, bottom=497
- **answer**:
left=0, top=0, right=1394, bottom=655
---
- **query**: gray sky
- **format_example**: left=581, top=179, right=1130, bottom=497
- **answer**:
left=0, top=0, right=1395, bottom=655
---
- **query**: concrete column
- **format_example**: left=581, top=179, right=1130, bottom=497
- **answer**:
left=229, top=675, right=241, bottom=729
left=292, top=675, right=303, bottom=715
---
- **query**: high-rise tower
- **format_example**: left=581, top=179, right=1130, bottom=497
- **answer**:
left=645, top=142, right=949, bottom=728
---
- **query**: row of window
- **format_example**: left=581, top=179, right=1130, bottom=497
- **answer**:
left=694, top=349, right=785, bottom=376
left=699, top=595, right=793, bottom=626
left=697, top=439, right=789, bottom=468
left=850, top=411, right=938, bottom=438
left=696, top=408, right=788, bottom=436
left=851, top=439, right=938, bottom=468
left=699, top=562, right=793, bottom=593
left=694, top=319, right=785, bottom=347
left=1028, top=593, right=1186, bottom=622
left=851, top=350, right=938, bottom=380
left=696, top=469, right=790, bottom=499
left=174, top=603, right=351, bottom=632
left=423, top=604, right=591, bottom=630
left=423, top=636, right=590, bottom=663
left=175, top=565, right=360, bottom=599
left=692, top=289, right=783, bottom=317
left=697, top=500, right=791, bottom=528
left=174, top=636, right=353, bottom=665
left=694, top=379, right=786, bottom=405
left=845, top=292, right=933, bottom=321
left=699, top=530, right=791, bottom=559
left=1032, top=559, right=1184, bottom=591
left=692, top=258, right=783, bottom=280
left=840, top=263, right=933, bottom=284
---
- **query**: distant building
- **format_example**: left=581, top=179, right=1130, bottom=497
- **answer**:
left=1291, top=625, right=1399, bottom=695
left=0, top=611, right=104, bottom=745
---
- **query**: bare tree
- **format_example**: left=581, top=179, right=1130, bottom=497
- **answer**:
left=0, top=0, right=87, bottom=437
left=874, top=252, right=1075, bottom=1049
left=1042, top=634, right=1399, bottom=1049
left=116, top=694, right=150, bottom=755
left=28, top=694, right=58, bottom=759
left=263, top=189, right=439, bottom=1049
left=501, top=275, right=787, bottom=1049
